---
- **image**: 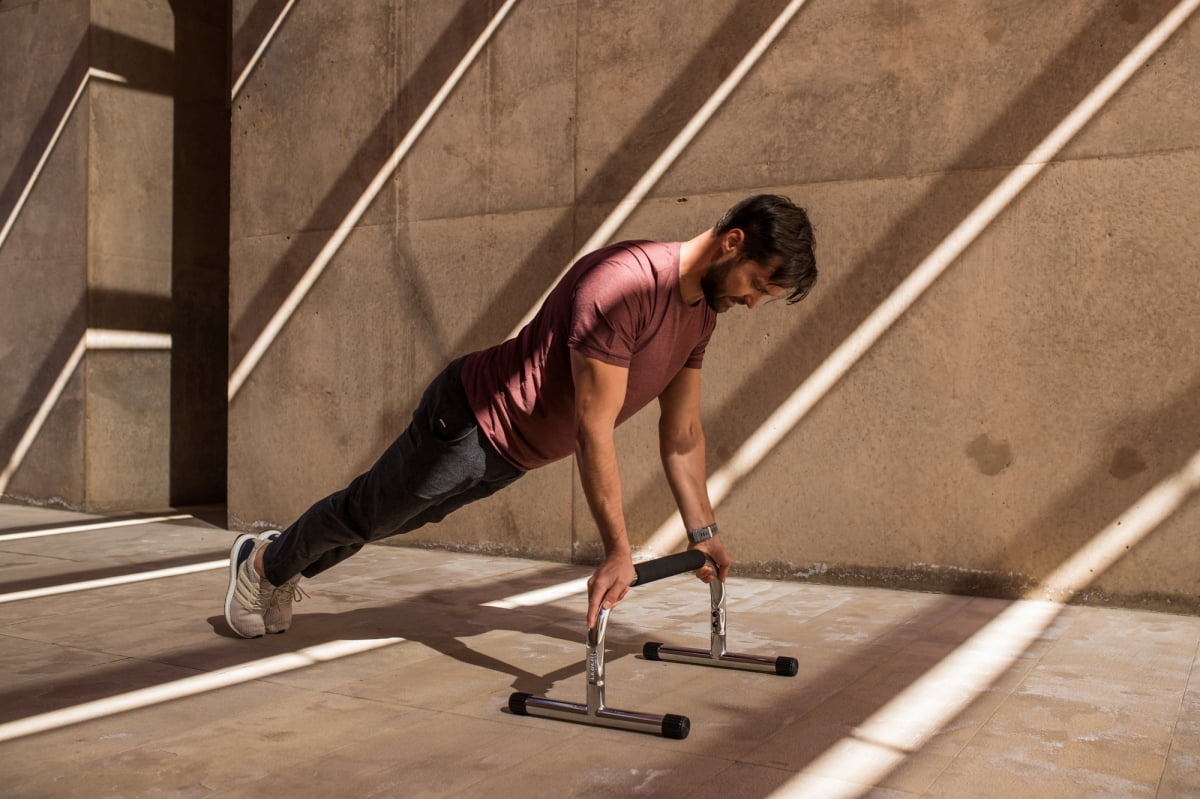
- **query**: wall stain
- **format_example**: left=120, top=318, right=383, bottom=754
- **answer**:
left=967, top=434, right=1013, bottom=476
left=1109, top=446, right=1147, bottom=479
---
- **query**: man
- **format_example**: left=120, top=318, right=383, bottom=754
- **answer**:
left=224, top=194, right=816, bottom=638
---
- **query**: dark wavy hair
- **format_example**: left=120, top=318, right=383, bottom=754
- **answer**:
left=715, top=194, right=817, bottom=304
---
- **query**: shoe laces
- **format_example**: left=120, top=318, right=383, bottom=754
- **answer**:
left=270, top=580, right=309, bottom=611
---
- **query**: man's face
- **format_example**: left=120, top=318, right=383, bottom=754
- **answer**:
left=700, top=251, right=784, bottom=313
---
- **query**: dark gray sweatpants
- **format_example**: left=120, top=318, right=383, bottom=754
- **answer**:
left=261, top=357, right=524, bottom=587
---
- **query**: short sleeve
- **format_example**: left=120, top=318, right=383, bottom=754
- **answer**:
left=566, top=261, right=643, bottom=367
left=685, top=325, right=713, bottom=369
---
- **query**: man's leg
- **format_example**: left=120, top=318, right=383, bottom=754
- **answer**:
left=224, top=358, right=522, bottom=637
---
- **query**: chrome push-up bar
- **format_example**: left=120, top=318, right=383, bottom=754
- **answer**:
left=643, top=556, right=799, bottom=677
left=508, top=551, right=797, bottom=739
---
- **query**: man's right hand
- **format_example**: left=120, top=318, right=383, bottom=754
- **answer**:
left=586, top=551, right=637, bottom=628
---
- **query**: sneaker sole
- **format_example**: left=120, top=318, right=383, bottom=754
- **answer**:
left=224, top=533, right=262, bottom=638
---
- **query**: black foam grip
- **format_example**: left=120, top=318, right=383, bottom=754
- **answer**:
left=631, top=551, right=706, bottom=586
left=508, top=692, right=531, bottom=715
left=643, top=642, right=663, bottom=661
left=776, top=657, right=799, bottom=677
left=662, top=714, right=691, bottom=739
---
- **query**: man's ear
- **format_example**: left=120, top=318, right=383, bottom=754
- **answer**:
left=721, top=228, right=744, bottom=255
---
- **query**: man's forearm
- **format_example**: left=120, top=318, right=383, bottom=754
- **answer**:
left=661, top=427, right=715, bottom=531
left=570, top=350, right=638, bottom=625
left=576, top=425, right=631, bottom=557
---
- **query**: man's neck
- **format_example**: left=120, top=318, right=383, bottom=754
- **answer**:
left=678, top=228, right=718, bottom=305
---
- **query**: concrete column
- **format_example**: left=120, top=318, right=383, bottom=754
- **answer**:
left=85, top=1, right=176, bottom=510
left=0, top=0, right=91, bottom=506
left=0, top=0, right=229, bottom=511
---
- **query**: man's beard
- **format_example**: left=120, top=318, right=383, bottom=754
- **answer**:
left=700, top=253, right=738, bottom=313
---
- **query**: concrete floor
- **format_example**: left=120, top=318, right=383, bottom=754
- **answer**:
left=0, top=504, right=1196, bottom=799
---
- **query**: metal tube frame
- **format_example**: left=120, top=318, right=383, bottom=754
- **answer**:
left=509, top=553, right=794, bottom=740
left=510, top=606, right=690, bottom=738
left=644, top=559, right=799, bottom=676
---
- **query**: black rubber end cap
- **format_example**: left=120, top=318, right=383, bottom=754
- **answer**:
left=662, top=714, right=690, bottom=740
left=643, top=641, right=663, bottom=661
left=508, top=692, right=531, bottom=715
left=776, top=656, right=799, bottom=677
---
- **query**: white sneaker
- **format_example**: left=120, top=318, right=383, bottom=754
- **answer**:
left=223, top=534, right=273, bottom=638
left=259, top=532, right=306, bottom=634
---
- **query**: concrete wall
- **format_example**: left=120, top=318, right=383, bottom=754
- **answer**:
left=5, top=0, right=1196, bottom=612
left=1, top=0, right=91, bottom=506
left=226, top=0, right=1200, bottom=612
left=0, top=0, right=228, bottom=510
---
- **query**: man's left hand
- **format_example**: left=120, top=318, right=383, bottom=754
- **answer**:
left=688, top=535, right=731, bottom=583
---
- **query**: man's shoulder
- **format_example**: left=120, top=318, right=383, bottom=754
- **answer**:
left=607, top=239, right=675, bottom=261
left=577, top=240, right=678, bottom=279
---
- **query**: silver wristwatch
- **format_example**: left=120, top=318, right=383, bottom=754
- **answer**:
left=686, top=523, right=718, bottom=543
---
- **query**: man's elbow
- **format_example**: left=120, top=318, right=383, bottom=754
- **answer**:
left=576, top=415, right=616, bottom=452
left=659, top=419, right=704, bottom=456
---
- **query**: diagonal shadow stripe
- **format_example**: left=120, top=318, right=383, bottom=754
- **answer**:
left=0, top=26, right=175, bottom=245
left=88, top=26, right=175, bottom=97
left=0, top=297, right=86, bottom=474
left=0, top=33, right=88, bottom=244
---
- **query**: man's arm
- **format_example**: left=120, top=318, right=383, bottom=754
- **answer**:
left=658, top=367, right=731, bottom=582
left=571, top=350, right=637, bottom=627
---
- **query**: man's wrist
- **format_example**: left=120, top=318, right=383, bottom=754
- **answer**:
left=601, top=538, right=633, bottom=559
left=686, top=523, right=718, bottom=544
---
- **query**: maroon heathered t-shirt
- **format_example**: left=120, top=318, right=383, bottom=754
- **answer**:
left=461, top=240, right=716, bottom=471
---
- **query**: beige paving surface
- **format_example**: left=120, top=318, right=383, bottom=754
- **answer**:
left=0, top=504, right=1197, bottom=798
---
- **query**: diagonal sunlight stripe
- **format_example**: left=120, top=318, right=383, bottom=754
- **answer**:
left=0, top=329, right=172, bottom=495
left=231, top=0, right=299, bottom=101
left=86, top=329, right=172, bottom=350
left=0, top=68, right=128, bottom=255
left=482, top=576, right=589, bottom=610
left=0, top=560, right=228, bottom=604
left=0, top=637, right=404, bottom=743
left=645, top=0, right=1200, bottom=557
left=0, top=335, right=85, bottom=495
left=0, top=514, right=195, bottom=541
left=767, top=446, right=1200, bottom=799
left=506, top=0, right=812, bottom=341
left=227, top=0, right=522, bottom=402
left=1037, top=448, right=1200, bottom=601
